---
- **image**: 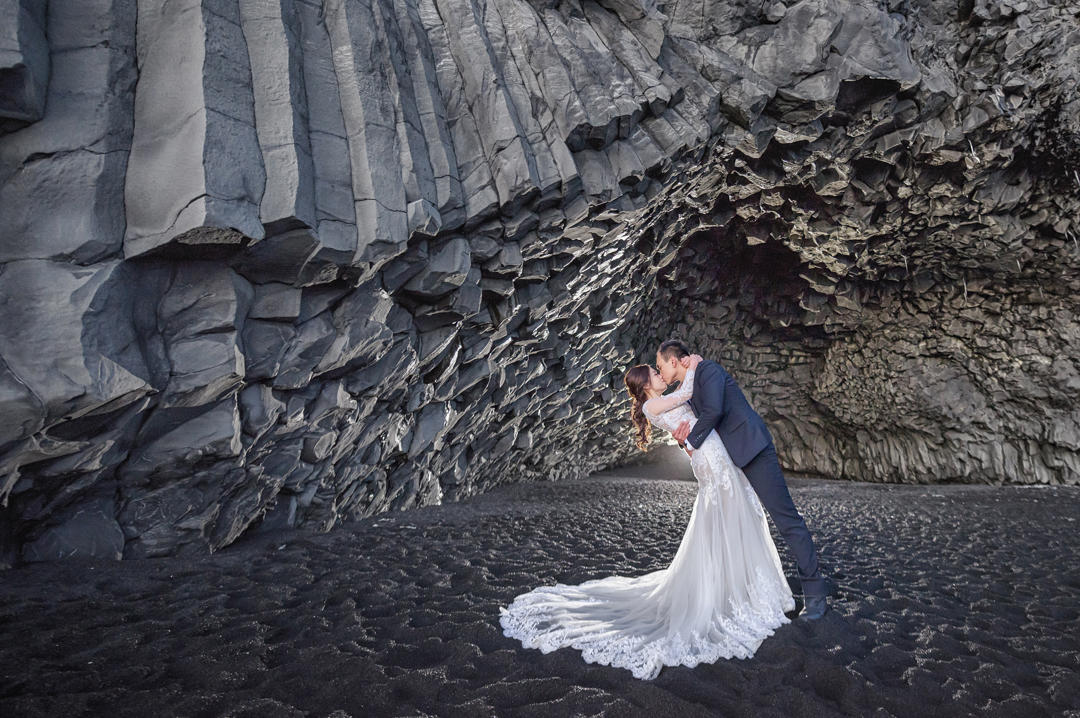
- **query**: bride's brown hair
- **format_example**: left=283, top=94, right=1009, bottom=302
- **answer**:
left=623, top=365, right=652, bottom=451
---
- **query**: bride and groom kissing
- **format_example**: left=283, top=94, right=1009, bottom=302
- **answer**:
left=499, top=339, right=829, bottom=680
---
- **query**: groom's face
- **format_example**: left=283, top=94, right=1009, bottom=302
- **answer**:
left=656, top=350, right=679, bottom=385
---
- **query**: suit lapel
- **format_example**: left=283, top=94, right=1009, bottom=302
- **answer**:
left=689, top=362, right=703, bottom=414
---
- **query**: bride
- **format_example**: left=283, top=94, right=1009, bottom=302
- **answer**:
left=498, top=354, right=796, bottom=680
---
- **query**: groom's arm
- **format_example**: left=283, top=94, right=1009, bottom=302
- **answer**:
left=684, top=362, right=725, bottom=450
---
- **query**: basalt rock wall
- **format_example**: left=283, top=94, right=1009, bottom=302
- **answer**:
left=0, top=0, right=1077, bottom=563
left=629, top=0, right=1080, bottom=487
left=638, top=228, right=1080, bottom=487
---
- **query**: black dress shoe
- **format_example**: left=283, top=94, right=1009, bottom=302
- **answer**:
left=799, top=595, right=828, bottom=620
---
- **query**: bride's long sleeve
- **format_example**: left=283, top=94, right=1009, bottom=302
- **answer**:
left=643, top=365, right=696, bottom=416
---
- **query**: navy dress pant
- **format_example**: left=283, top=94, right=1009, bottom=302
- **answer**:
left=740, top=445, right=826, bottom=598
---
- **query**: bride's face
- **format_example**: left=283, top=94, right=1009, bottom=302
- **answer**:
left=648, top=367, right=668, bottom=393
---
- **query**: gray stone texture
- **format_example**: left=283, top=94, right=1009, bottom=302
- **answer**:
left=123, top=0, right=266, bottom=257
left=0, top=0, right=49, bottom=129
left=0, top=0, right=1077, bottom=564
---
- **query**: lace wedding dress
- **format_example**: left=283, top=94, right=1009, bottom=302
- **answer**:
left=498, top=365, right=796, bottom=680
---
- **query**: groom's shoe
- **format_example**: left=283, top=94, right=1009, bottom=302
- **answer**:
left=799, top=595, right=828, bottom=621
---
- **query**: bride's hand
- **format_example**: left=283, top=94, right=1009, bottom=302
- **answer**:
left=679, top=354, right=702, bottom=368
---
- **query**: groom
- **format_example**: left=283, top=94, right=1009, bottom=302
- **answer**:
left=656, top=339, right=829, bottom=620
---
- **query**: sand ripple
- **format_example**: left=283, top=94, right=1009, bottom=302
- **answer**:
left=1, top=475, right=1078, bottom=716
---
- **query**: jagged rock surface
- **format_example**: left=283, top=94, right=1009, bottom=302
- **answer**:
left=0, top=0, right=1077, bottom=563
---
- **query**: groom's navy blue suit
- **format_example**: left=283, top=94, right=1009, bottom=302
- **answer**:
left=684, top=360, right=826, bottom=598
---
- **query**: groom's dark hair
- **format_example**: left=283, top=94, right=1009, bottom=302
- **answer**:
left=658, top=339, right=691, bottom=361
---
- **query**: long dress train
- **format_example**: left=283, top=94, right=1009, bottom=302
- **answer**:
left=498, top=365, right=796, bottom=680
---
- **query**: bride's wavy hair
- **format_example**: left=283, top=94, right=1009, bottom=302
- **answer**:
left=623, top=365, right=653, bottom=451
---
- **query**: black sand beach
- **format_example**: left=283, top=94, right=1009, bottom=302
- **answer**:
left=1, top=470, right=1078, bottom=717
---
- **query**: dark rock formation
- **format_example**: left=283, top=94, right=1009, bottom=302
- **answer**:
left=0, top=0, right=49, bottom=131
left=0, top=0, right=1077, bottom=563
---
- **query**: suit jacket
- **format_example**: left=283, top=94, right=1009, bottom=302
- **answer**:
left=685, top=359, right=773, bottom=468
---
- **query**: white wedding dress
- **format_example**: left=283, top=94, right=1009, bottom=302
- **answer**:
left=498, top=365, right=796, bottom=680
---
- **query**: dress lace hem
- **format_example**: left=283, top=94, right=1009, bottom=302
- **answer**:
left=498, top=567, right=795, bottom=681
